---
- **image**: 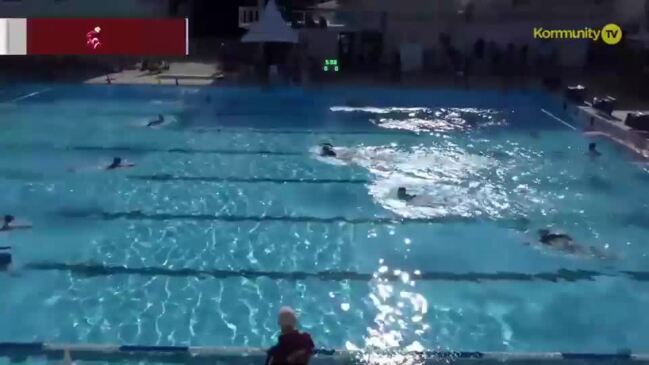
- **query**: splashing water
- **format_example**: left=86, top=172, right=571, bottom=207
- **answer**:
left=335, top=143, right=539, bottom=220
left=330, top=106, right=506, bottom=133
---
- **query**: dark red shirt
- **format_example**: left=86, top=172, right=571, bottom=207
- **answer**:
left=267, top=331, right=315, bottom=365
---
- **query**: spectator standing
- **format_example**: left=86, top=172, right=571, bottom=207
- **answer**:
left=265, top=307, right=315, bottom=365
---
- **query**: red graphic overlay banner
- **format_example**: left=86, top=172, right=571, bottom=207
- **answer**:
left=27, top=18, right=187, bottom=56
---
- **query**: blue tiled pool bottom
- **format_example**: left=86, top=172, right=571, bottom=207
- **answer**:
left=0, top=85, right=648, bottom=353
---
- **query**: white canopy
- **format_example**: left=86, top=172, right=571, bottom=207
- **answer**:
left=312, top=0, right=339, bottom=10
left=242, top=0, right=298, bottom=44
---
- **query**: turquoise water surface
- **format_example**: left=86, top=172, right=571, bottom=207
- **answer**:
left=0, top=85, right=648, bottom=353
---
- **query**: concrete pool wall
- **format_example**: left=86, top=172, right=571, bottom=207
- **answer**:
left=0, top=342, right=648, bottom=365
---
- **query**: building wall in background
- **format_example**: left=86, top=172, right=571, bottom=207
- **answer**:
left=613, top=0, right=647, bottom=26
left=339, top=0, right=619, bottom=67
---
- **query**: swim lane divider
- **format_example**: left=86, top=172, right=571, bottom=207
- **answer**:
left=0, top=342, right=646, bottom=364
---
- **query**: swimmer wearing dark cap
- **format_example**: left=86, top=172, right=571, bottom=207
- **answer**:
left=0, top=215, right=31, bottom=232
left=397, top=187, right=417, bottom=202
left=106, top=157, right=136, bottom=170
left=320, top=143, right=337, bottom=157
left=0, top=248, right=11, bottom=270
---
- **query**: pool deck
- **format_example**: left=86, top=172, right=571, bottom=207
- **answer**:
left=4, top=59, right=649, bottom=160
left=1, top=342, right=648, bottom=365
left=84, top=62, right=224, bottom=86
left=571, top=105, right=649, bottom=159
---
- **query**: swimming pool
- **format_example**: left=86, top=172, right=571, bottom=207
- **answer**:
left=0, top=84, right=648, bottom=354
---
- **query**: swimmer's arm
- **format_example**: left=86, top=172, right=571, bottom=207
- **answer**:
left=3, top=224, right=32, bottom=231
left=107, top=164, right=135, bottom=170
left=589, top=246, right=616, bottom=260
left=286, top=349, right=311, bottom=364
left=547, top=233, right=572, bottom=241
left=12, top=224, right=32, bottom=229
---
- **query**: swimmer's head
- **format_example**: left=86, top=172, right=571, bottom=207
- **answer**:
left=589, top=142, right=597, bottom=151
left=94, top=26, right=101, bottom=33
left=113, top=157, right=122, bottom=165
left=398, top=187, right=407, bottom=194
left=3, top=215, right=14, bottom=224
left=538, top=228, right=550, bottom=237
left=158, top=114, right=164, bottom=120
left=320, top=143, right=335, bottom=156
left=278, top=306, right=297, bottom=332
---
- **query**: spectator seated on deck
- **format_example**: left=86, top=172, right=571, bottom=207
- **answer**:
left=140, top=59, right=170, bottom=75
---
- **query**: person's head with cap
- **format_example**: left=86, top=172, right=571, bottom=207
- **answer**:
left=1, top=215, right=14, bottom=230
left=278, top=306, right=298, bottom=333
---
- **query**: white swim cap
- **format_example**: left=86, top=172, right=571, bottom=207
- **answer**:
left=95, top=26, right=101, bottom=33
left=278, top=306, right=297, bottom=329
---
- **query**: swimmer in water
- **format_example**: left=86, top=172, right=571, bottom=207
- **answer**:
left=536, top=229, right=613, bottom=259
left=106, top=157, right=135, bottom=170
left=397, top=187, right=417, bottom=202
left=538, top=229, right=577, bottom=251
left=0, top=215, right=32, bottom=232
left=320, top=143, right=337, bottom=157
left=146, top=114, right=165, bottom=127
left=0, top=246, right=11, bottom=271
left=588, top=142, right=601, bottom=157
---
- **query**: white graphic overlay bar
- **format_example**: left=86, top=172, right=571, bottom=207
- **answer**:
left=0, top=19, right=27, bottom=55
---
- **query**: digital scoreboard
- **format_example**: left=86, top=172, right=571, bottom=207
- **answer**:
left=323, top=58, right=340, bottom=72
left=0, top=18, right=188, bottom=56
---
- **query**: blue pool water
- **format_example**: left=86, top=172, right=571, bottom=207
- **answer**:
left=0, top=84, right=648, bottom=354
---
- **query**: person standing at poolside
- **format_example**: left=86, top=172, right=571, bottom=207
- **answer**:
left=265, top=307, right=315, bottom=365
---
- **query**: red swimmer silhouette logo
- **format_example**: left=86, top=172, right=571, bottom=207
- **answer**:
left=86, top=26, right=102, bottom=50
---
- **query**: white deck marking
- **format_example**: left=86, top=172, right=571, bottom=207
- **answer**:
left=541, top=108, right=577, bottom=131
left=6, top=88, right=52, bottom=103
